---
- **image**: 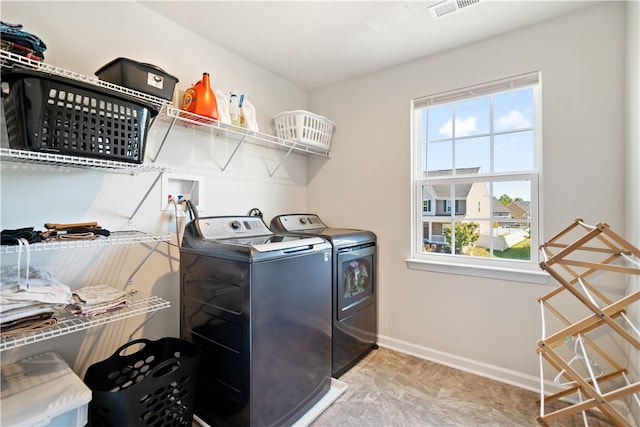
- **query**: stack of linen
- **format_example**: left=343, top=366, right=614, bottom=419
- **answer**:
left=0, top=21, right=47, bottom=62
left=70, top=284, right=128, bottom=317
left=0, top=265, right=72, bottom=337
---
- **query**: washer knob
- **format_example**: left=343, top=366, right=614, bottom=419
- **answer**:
left=231, top=220, right=242, bottom=230
left=299, top=217, right=307, bottom=224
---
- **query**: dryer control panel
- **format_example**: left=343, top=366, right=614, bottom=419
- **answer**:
left=271, top=214, right=327, bottom=232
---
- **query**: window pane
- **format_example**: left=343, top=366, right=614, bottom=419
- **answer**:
left=494, top=130, right=534, bottom=173
left=421, top=219, right=451, bottom=253
left=492, top=224, right=531, bottom=261
left=493, top=88, right=533, bottom=132
left=455, top=96, right=490, bottom=137
left=492, top=180, right=531, bottom=205
left=427, top=104, right=453, bottom=141
left=454, top=136, right=490, bottom=173
left=468, top=220, right=491, bottom=257
left=491, top=181, right=532, bottom=261
left=426, top=140, right=452, bottom=175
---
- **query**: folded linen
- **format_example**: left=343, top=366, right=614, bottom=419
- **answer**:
left=70, top=284, right=128, bottom=317
left=1, top=315, right=57, bottom=338
left=0, top=266, right=73, bottom=306
left=0, top=303, right=56, bottom=324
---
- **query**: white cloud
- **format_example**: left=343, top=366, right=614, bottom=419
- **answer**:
left=495, top=110, right=530, bottom=132
left=439, top=116, right=478, bottom=138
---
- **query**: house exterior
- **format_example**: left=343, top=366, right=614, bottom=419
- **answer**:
left=507, top=200, right=531, bottom=221
left=421, top=168, right=490, bottom=246
left=422, top=168, right=527, bottom=251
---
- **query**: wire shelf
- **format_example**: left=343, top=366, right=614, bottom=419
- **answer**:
left=159, top=105, right=332, bottom=158
left=0, top=148, right=168, bottom=173
left=0, top=292, right=171, bottom=351
left=2, top=231, right=171, bottom=254
left=0, top=50, right=169, bottom=109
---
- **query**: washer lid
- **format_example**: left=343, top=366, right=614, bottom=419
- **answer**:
left=250, top=236, right=326, bottom=252
left=195, top=216, right=326, bottom=252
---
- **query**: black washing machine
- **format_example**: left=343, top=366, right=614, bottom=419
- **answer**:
left=270, top=214, right=377, bottom=378
left=180, top=215, right=332, bottom=426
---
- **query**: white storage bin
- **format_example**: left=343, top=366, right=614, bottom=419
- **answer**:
left=271, top=110, right=335, bottom=152
left=1, top=352, right=91, bottom=427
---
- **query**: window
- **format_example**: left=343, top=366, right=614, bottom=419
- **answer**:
left=423, top=200, right=432, bottom=214
left=411, top=72, right=541, bottom=273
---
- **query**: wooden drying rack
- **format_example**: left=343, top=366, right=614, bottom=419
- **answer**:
left=536, top=218, right=640, bottom=426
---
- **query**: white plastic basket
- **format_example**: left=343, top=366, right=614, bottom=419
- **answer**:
left=271, top=110, right=335, bottom=152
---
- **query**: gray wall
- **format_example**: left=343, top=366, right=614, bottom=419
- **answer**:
left=308, top=1, right=634, bottom=394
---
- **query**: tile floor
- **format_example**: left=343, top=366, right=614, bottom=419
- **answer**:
left=311, top=347, right=615, bottom=427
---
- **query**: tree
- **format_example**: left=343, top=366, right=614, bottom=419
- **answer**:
left=499, top=194, right=513, bottom=206
left=443, top=222, right=480, bottom=253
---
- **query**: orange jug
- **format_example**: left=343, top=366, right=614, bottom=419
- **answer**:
left=181, top=72, right=219, bottom=120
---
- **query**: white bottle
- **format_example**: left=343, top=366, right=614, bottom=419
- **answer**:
left=214, top=89, right=230, bottom=124
left=229, top=91, right=240, bottom=126
left=242, top=98, right=258, bottom=131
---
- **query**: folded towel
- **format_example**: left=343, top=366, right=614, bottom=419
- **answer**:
left=70, top=284, right=128, bottom=317
left=73, top=284, right=127, bottom=306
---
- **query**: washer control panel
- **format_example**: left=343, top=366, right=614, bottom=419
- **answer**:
left=198, top=216, right=272, bottom=239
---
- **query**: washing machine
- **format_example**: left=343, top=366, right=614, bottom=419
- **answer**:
left=270, top=214, right=377, bottom=378
left=180, top=215, right=332, bottom=426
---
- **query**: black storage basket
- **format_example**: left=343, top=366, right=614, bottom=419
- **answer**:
left=84, top=337, right=201, bottom=427
left=2, top=69, right=157, bottom=164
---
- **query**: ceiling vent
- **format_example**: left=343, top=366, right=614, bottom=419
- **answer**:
left=428, top=0, right=482, bottom=20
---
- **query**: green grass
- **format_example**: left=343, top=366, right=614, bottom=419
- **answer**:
left=494, top=238, right=531, bottom=260
left=467, top=238, right=531, bottom=260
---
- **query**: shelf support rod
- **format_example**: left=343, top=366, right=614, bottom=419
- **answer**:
left=123, top=239, right=165, bottom=289
left=150, top=111, right=178, bottom=163
left=221, top=134, right=247, bottom=171
left=128, top=171, right=164, bottom=223
left=268, top=145, right=295, bottom=177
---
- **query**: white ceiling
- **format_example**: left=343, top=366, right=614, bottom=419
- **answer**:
left=140, top=1, right=594, bottom=91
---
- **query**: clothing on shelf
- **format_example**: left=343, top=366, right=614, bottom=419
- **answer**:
left=1, top=222, right=111, bottom=245
left=0, top=265, right=73, bottom=307
left=70, top=284, right=128, bottom=317
left=1, top=227, right=44, bottom=245
left=0, top=21, right=47, bottom=58
left=0, top=259, right=70, bottom=337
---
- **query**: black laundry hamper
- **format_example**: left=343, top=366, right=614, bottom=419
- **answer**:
left=2, top=69, right=157, bottom=164
left=84, top=337, right=200, bottom=427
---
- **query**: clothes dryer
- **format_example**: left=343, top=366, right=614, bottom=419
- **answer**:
left=270, top=214, right=377, bottom=378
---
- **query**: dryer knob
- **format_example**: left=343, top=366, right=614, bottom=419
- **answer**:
left=231, top=220, right=242, bottom=230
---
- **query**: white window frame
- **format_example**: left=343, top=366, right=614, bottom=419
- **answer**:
left=407, top=72, right=548, bottom=284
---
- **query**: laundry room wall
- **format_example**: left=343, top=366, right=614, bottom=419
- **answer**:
left=308, top=1, right=633, bottom=393
left=0, top=1, right=314, bottom=372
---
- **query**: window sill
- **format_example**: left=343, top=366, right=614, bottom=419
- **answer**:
left=405, top=258, right=552, bottom=285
